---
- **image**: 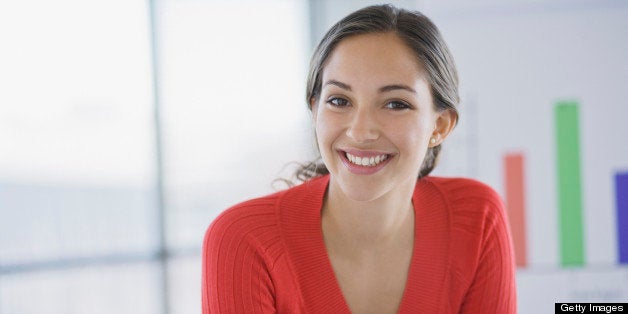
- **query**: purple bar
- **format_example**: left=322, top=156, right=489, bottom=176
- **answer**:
left=617, top=172, right=628, bottom=264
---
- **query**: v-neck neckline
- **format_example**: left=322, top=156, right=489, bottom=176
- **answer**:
left=278, top=175, right=451, bottom=313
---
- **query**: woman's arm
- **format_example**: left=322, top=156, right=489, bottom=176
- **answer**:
left=202, top=214, right=277, bottom=313
left=459, top=199, right=518, bottom=313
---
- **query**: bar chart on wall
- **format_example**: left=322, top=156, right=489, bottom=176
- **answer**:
left=496, top=99, right=628, bottom=314
left=502, top=100, right=628, bottom=269
left=432, top=4, right=628, bottom=312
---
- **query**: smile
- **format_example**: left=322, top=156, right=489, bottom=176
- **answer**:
left=338, top=149, right=394, bottom=175
left=345, top=152, right=389, bottom=167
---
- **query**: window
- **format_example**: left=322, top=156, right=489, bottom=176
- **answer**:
left=0, top=0, right=308, bottom=313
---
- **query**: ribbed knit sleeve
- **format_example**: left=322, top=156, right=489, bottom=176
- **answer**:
left=430, top=177, right=517, bottom=313
left=458, top=188, right=517, bottom=313
left=202, top=195, right=283, bottom=314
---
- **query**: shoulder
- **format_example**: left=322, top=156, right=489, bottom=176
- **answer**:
left=422, top=176, right=512, bottom=254
left=421, top=177, right=515, bottom=291
left=421, top=176, right=502, bottom=206
left=204, top=175, right=328, bottom=255
left=203, top=190, right=287, bottom=259
left=211, top=191, right=284, bottom=229
left=421, top=176, right=505, bottom=221
left=420, top=176, right=509, bottom=243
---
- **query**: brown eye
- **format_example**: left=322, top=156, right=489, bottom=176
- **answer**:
left=327, top=97, right=349, bottom=107
left=385, top=101, right=412, bottom=110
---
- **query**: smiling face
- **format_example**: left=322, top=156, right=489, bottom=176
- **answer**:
left=312, top=32, right=454, bottom=202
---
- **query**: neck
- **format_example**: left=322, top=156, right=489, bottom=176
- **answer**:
left=321, top=177, right=416, bottom=248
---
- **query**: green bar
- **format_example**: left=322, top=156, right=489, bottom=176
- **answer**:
left=555, top=101, right=585, bottom=266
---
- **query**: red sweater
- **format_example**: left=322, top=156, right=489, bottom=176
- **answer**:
left=202, top=175, right=517, bottom=313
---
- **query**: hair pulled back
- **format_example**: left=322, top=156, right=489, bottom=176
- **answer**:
left=294, top=4, right=459, bottom=183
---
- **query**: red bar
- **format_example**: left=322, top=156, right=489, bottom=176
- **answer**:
left=504, top=153, right=527, bottom=267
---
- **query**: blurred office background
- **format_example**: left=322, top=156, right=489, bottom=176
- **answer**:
left=1, top=0, right=627, bottom=313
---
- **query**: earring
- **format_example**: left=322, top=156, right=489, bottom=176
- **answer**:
left=430, top=138, right=437, bottom=144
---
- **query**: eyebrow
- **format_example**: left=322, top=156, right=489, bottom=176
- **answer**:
left=324, top=80, right=352, bottom=91
left=323, top=79, right=416, bottom=94
left=379, top=84, right=417, bottom=94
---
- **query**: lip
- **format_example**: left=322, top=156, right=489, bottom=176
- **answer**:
left=337, top=149, right=394, bottom=175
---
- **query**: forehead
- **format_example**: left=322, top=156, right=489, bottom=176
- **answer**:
left=322, top=32, right=427, bottom=83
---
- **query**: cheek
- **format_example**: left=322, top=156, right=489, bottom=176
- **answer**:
left=386, top=119, right=431, bottom=149
left=314, top=112, right=336, bottom=157
left=315, top=110, right=339, bottom=142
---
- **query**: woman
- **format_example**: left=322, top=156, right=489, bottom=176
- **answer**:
left=202, top=4, right=516, bottom=313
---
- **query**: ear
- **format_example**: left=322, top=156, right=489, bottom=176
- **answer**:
left=429, top=109, right=457, bottom=147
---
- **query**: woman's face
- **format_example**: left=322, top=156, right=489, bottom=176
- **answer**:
left=312, top=32, right=454, bottom=202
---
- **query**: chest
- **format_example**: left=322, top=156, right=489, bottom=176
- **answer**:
left=331, top=249, right=412, bottom=313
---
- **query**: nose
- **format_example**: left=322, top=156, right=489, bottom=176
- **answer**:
left=345, top=106, right=380, bottom=143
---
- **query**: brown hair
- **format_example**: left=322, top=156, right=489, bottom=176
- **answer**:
left=295, top=4, right=459, bottom=183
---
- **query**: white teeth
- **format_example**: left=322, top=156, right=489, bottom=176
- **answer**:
left=361, top=157, right=369, bottom=166
left=345, top=152, right=389, bottom=167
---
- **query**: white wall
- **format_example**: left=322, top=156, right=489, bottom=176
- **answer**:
left=425, top=1, right=628, bottom=312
